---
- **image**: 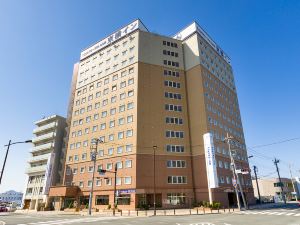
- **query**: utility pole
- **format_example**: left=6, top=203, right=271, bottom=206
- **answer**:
left=153, top=145, right=157, bottom=216
left=253, top=166, right=262, bottom=204
left=224, top=133, right=247, bottom=210
left=274, top=158, right=286, bottom=204
left=289, top=164, right=298, bottom=202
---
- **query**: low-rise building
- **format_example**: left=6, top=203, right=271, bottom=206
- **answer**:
left=0, top=190, right=23, bottom=206
left=252, top=177, right=295, bottom=202
left=23, top=115, right=67, bottom=210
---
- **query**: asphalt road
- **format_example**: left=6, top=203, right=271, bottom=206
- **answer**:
left=0, top=204, right=299, bottom=225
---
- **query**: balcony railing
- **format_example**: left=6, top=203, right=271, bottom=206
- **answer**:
left=25, top=165, right=47, bottom=174
left=33, top=122, right=57, bottom=134
left=32, top=132, right=56, bottom=143
left=28, top=153, right=51, bottom=163
left=30, top=142, right=54, bottom=153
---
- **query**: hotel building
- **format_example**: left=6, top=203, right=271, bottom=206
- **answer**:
left=23, top=115, right=66, bottom=210
left=49, top=20, right=254, bottom=210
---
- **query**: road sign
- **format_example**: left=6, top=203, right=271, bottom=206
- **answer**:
left=232, top=178, right=237, bottom=187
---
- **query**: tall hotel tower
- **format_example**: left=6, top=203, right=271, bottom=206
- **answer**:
left=49, top=20, right=254, bottom=210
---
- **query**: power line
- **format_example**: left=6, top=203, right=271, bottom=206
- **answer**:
left=249, top=137, right=300, bottom=149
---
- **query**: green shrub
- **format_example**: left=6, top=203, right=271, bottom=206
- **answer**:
left=107, top=204, right=111, bottom=209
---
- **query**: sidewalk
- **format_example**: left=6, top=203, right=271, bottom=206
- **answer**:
left=15, top=207, right=240, bottom=217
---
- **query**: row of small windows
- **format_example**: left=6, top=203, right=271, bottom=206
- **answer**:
left=77, top=67, right=134, bottom=94
left=163, top=60, right=179, bottom=67
left=165, top=92, right=182, bottom=100
left=167, top=176, right=187, bottom=184
left=163, top=41, right=178, bottom=48
left=164, top=80, right=181, bottom=88
left=70, top=131, right=134, bottom=150
left=73, top=177, right=132, bottom=188
left=72, top=102, right=134, bottom=127
left=166, top=117, right=183, bottom=125
left=163, top=69, right=180, bottom=77
left=167, top=160, right=186, bottom=168
left=166, top=130, right=184, bottom=138
left=166, top=145, right=185, bottom=153
left=66, top=160, right=132, bottom=176
left=165, top=104, right=182, bottom=112
left=163, top=50, right=179, bottom=57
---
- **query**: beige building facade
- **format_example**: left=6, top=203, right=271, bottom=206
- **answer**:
left=49, top=20, right=254, bottom=210
left=24, top=115, right=67, bottom=210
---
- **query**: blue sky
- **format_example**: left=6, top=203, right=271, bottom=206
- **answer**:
left=0, top=0, right=299, bottom=192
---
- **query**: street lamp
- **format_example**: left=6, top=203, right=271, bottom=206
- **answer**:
left=0, top=139, right=32, bottom=185
left=153, top=145, right=157, bottom=216
left=88, top=138, right=103, bottom=216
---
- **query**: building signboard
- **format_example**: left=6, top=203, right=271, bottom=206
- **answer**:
left=203, top=133, right=219, bottom=189
left=80, top=19, right=148, bottom=60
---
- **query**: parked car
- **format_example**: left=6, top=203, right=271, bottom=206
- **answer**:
left=0, top=206, right=8, bottom=212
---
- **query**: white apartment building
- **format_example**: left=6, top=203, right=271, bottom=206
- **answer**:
left=23, top=115, right=66, bottom=210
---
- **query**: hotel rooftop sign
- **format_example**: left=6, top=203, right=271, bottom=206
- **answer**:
left=173, top=22, right=231, bottom=64
left=80, top=19, right=148, bottom=60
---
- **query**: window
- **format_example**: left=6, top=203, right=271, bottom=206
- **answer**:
left=126, top=129, right=133, bottom=137
left=124, top=177, right=132, bottom=184
left=165, top=104, right=182, bottom=112
left=167, top=160, right=186, bottom=168
left=126, top=144, right=132, bottom=152
left=87, top=105, right=92, bottom=111
left=128, top=78, right=134, bottom=85
left=116, top=161, right=123, bottom=169
left=110, top=108, right=116, bottom=115
left=119, top=105, right=125, bottom=112
left=82, top=153, right=87, bottom=160
left=118, top=131, right=124, bottom=139
left=125, top=160, right=132, bottom=168
left=166, top=131, right=184, bottom=138
left=103, top=88, right=109, bottom=95
left=108, top=148, right=114, bottom=155
left=73, top=168, right=78, bottom=174
left=101, top=111, right=107, bottom=118
left=80, top=167, right=85, bottom=173
left=98, top=150, right=104, bottom=157
left=218, top=161, right=223, bottom=168
left=111, top=96, right=117, bottom=103
left=165, top=92, right=182, bottom=100
left=167, top=193, right=186, bottom=205
left=128, top=90, right=134, bottom=97
left=79, top=181, right=84, bottom=188
left=88, top=166, right=94, bottom=173
left=121, top=71, right=127, bottom=77
left=117, top=194, right=131, bottom=205
left=74, top=155, right=79, bottom=161
left=116, top=177, right=122, bottom=185
left=102, top=99, right=108, bottom=106
left=112, top=85, right=117, bottom=91
left=104, top=78, right=109, bottom=84
left=106, top=163, right=113, bottom=170
left=109, top=120, right=115, bottom=128
left=95, top=102, right=100, bottom=109
left=95, top=195, right=109, bottom=205
left=120, top=93, right=126, bottom=100
left=164, top=80, right=181, bottom=88
left=83, top=140, right=88, bottom=147
left=96, top=91, right=101, bottom=98
left=129, top=67, right=134, bottom=74
left=118, top=117, right=125, bottom=125
left=108, top=134, right=114, bottom=141
left=167, top=176, right=187, bottom=184
left=127, top=102, right=134, bottom=109
left=100, top=123, right=106, bottom=130
left=86, top=116, right=91, bottom=123
left=112, top=74, right=118, bottom=81
left=105, top=178, right=112, bottom=185
left=94, top=114, right=99, bottom=120
left=87, top=180, right=93, bottom=187
left=127, top=115, right=133, bottom=123
left=117, top=146, right=123, bottom=154
left=96, top=179, right=102, bottom=186
left=120, top=81, right=126, bottom=88
left=165, top=117, right=183, bottom=125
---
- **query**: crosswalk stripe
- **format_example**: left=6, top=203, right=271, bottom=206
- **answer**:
left=285, top=213, right=295, bottom=216
left=294, top=213, right=300, bottom=216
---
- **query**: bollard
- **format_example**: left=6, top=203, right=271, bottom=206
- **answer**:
left=190, top=208, right=191, bottom=215
left=210, top=208, right=212, bottom=214
left=113, top=209, right=115, bottom=216
left=233, top=208, right=234, bottom=212
left=197, top=208, right=199, bottom=215
left=121, top=210, right=122, bottom=216
left=164, top=210, right=166, bottom=216
left=203, top=207, right=205, bottom=214
left=223, top=206, right=225, bottom=213
left=217, top=207, right=219, bottom=214
left=128, top=210, right=130, bottom=216
left=145, top=210, right=147, bottom=216
left=174, top=208, right=176, bottom=215
left=137, top=210, right=139, bottom=216
left=229, top=207, right=231, bottom=212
